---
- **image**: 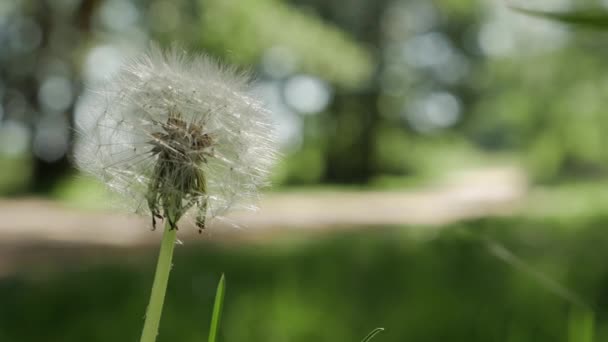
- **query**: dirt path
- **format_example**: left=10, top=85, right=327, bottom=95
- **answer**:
left=0, top=166, right=526, bottom=247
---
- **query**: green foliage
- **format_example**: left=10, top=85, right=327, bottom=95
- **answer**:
left=208, top=274, right=225, bottom=342
left=568, top=309, right=594, bottom=342
left=9, top=0, right=608, bottom=193
left=523, top=180, right=608, bottom=220
left=469, top=45, right=608, bottom=182
left=0, top=156, right=32, bottom=195
left=4, top=216, right=608, bottom=341
left=200, top=0, right=373, bottom=88
left=275, top=147, right=326, bottom=185
left=512, top=6, right=608, bottom=29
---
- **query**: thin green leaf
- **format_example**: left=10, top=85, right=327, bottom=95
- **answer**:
left=568, top=308, right=595, bottom=342
left=361, top=327, right=384, bottom=342
left=512, top=6, right=608, bottom=29
left=208, top=274, right=226, bottom=342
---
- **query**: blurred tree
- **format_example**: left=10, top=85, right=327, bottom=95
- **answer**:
left=198, top=0, right=382, bottom=183
left=0, top=0, right=101, bottom=193
left=7, top=0, right=608, bottom=194
left=199, top=0, right=373, bottom=87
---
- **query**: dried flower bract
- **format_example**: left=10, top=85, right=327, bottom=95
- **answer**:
left=75, top=45, right=277, bottom=232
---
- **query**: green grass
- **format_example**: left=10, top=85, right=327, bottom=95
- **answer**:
left=523, top=180, right=608, bottom=221
left=2, top=216, right=608, bottom=341
left=0, top=155, right=32, bottom=195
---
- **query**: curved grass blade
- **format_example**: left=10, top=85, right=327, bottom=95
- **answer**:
left=361, top=327, right=384, bottom=342
left=208, top=274, right=226, bottom=342
left=511, top=6, right=608, bottom=29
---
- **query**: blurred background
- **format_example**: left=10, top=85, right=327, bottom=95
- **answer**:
left=3, top=0, right=608, bottom=341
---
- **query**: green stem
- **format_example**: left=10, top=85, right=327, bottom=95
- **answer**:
left=140, top=221, right=177, bottom=342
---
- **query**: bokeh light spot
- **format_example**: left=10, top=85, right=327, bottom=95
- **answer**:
left=283, top=75, right=332, bottom=114
left=33, top=114, right=70, bottom=162
left=38, top=76, right=73, bottom=112
left=84, top=45, right=124, bottom=83
left=405, top=91, right=461, bottom=133
left=99, top=0, right=139, bottom=32
left=0, top=120, right=30, bottom=156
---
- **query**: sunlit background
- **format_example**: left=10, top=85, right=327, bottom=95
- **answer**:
left=3, top=0, right=608, bottom=341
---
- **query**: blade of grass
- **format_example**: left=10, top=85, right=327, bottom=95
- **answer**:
left=208, top=274, right=226, bottom=342
left=568, top=308, right=594, bottom=342
left=361, top=327, right=384, bottom=342
left=511, top=6, right=608, bottom=29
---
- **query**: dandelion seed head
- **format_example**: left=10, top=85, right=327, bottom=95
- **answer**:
left=75, top=45, right=277, bottom=230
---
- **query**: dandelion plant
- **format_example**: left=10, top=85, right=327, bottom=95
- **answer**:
left=75, top=45, right=277, bottom=341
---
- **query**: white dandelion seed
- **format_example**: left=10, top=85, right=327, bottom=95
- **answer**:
left=75, top=45, right=277, bottom=232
